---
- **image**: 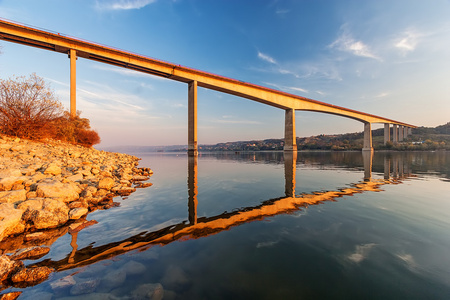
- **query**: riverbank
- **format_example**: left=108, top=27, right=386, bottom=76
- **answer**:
left=0, top=134, right=153, bottom=289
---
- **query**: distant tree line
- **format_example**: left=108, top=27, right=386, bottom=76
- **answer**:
left=0, top=73, right=100, bottom=147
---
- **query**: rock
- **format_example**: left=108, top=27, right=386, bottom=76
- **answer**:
left=132, top=283, right=164, bottom=300
left=117, top=187, right=136, bottom=196
left=131, top=175, right=150, bottom=181
left=11, top=246, right=50, bottom=260
left=66, top=172, right=83, bottom=182
left=135, top=182, right=153, bottom=188
left=36, top=180, right=80, bottom=202
left=0, top=255, right=23, bottom=282
left=0, top=203, right=25, bottom=242
left=24, top=232, right=45, bottom=242
left=19, top=199, right=69, bottom=229
left=11, top=266, right=53, bottom=284
left=43, top=163, right=61, bottom=175
left=68, top=220, right=98, bottom=233
left=69, top=207, right=88, bottom=219
left=70, top=278, right=100, bottom=295
left=97, top=177, right=115, bottom=190
left=98, top=269, right=126, bottom=292
left=50, top=275, right=76, bottom=292
left=120, top=260, right=146, bottom=275
left=161, top=265, right=189, bottom=289
left=0, top=291, right=22, bottom=300
left=0, top=189, right=27, bottom=204
left=0, top=169, right=25, bottom=191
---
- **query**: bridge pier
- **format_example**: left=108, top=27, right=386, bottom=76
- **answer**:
left=188, top=155, right=198, bottom=225
left=69, top=49, right=77, bottom=118
left=399, top=125, right=404, bottom=141
left=363, top=122, right=373, bottom=151
left=384, top=123, right=390, bottom=145
left=188, top=80, right=198, bottom=156
left=393, top=124, right=398, bottom=143
left=284, top=109, right=297, bottom=151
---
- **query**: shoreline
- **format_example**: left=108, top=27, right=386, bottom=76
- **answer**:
left=0, top=134, right=153, bottom=288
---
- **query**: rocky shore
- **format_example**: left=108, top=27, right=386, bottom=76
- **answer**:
left=0, top=134, right=153, bottom=291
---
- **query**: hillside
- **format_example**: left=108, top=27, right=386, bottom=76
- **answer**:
left=198, top=122, right=450, bottom=151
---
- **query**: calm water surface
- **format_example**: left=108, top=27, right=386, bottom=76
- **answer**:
left=4, top=151, right=450, bottom=299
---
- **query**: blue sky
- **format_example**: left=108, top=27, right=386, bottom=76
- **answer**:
left=0, top=0, right=449, bottom=147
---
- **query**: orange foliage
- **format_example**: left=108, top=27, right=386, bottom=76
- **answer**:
left=0, top=74, right=100, bottom=147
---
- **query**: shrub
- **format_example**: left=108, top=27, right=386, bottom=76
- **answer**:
left=0, top=73, right=64, bottom=139
left=0, top=74, right=100, bottom=147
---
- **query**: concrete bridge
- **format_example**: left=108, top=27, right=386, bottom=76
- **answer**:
left=0, top=18, right=416, bottom=153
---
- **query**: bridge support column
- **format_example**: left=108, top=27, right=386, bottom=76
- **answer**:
left=284, top=109, right=297, bottom=151
left=69, top=49, right=77, bottom=118
left=384, top=123, right=390, bottom=145
left=188, top=80, right=198, bottom=156
left=404, top=126, right=409, bottom=139
left=393, top=124, right=398, bottom=143
left=363, top=122, right=373, bottom=151
left=399, top=125, right=404, bottom=141
left=408, top=127, right=412, bottom=135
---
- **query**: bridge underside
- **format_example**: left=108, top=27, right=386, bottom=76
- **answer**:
left=0, top=19, right=417, bottom=153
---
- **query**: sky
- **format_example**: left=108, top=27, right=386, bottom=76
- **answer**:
left=0, top=0, right=449, bottom=147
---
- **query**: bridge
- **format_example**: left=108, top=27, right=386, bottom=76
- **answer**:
left=0, top=18, right=416, bottom=153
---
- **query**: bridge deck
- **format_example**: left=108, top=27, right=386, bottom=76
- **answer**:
left=0, top=18, right=415, bottom=127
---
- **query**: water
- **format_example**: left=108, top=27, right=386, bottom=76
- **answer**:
left=2, top=151, right=450, bottom=299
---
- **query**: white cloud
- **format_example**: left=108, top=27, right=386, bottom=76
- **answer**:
left=329, top=27, right=381, bottom=61
left=96, top=0, right=157, bottom=10
left=375, top=92, right=389, bottom=98
left=264, top=82, right=309, bottom=94
left=395, top=30, right=420, bottom=54
left=257, top=51, right=277, bottom=64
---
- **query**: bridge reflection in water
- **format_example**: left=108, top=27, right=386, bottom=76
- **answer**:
left=34, top=152, right=411, bottom=272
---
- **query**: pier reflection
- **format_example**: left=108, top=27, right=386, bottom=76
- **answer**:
left=23, top=152, right=414, bottom=272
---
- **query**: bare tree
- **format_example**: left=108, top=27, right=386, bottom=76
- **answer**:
left=0, top=73, right=64, bottom=139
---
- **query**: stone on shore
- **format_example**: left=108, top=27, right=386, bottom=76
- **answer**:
left=0, top=189, right=27, bottom=204
left=0, top=203, right=25, bottom=242
left=35, top=180, right=80, bottom=202
left=0, top=291, right=22, bottom=300
left=97, top=177, right=115, bottom=190
left=69, top=207, right=88, bottom=220
left=11, top=246, right=50, bottom=260
left=0, top=255, right=23, bottom=282
left=19, top=199, right=70, bottom=229
left=11, top=266, right=53, bottom=284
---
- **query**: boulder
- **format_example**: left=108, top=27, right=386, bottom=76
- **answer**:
left=36, top=180, right=80, bottom=202
left=97, top=177, right=114, bottom=190
left=11, top=266, right=53, bottom=284
left=66, top=172, right=83, bottom=182
left=0, top=291, right=22, bottom=300
left=11, top=246, right=50, bottom=260
left=69, top=208, right=88, bottom=220
left=0, top=189, right=27, bottom=204
left=19, top=199, right=70, bottom=229
left=0, top=255, right=23, bottom=282
left=0, top=203, right=25, bottom=242
left=0, top=169, right=25, bottom=191
left=43, top=163, right=62, bottom=176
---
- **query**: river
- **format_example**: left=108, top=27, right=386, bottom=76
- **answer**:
left=2, top=151, right=450, bottom=299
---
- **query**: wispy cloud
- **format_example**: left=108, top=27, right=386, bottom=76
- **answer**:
left=395, top=29, right=421, bottom=54
left=375, top=92, right=389, bottom=98
left=257, top=51, right=277, bottom=64
left=96, top=0, right=157, bottom=10
left=276, top=9, right=290, bottom=15
left=264, top=82, right=309, bottom=94
left=329, top=26, right=381, bottom=61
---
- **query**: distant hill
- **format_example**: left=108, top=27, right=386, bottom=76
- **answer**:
left=101, top=122, right=450, bottom=153
left=198, top=122, right=450, bottom=151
